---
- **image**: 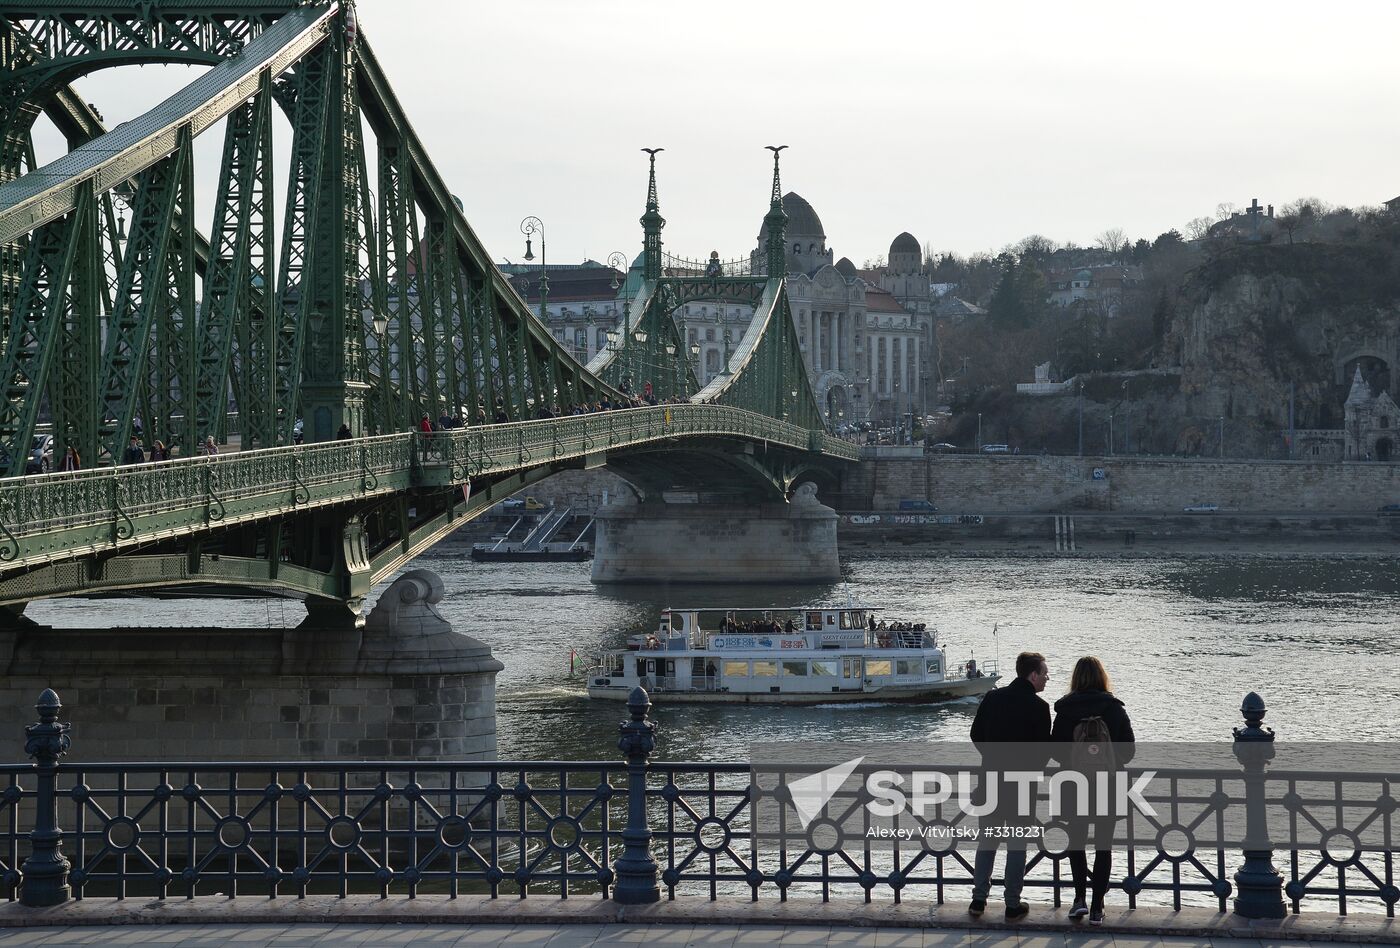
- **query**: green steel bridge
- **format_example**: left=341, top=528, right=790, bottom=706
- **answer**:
left=0, top=1, right=856, bottom=626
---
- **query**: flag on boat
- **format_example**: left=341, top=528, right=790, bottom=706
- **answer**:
left=569, top=647, right=576, bottom=674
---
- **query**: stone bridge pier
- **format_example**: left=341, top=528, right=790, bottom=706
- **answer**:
left=591, top=482, right=841, bottom=584
left=0, top=569, right=502, bottom=761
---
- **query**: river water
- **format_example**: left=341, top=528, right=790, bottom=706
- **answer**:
left=32, top=550, right=1395, bottom=760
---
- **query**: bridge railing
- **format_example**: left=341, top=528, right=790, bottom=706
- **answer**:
left=0, top=687, right=1392, bottom=922
left=0, top=406, right=849, bottom=568
left=414, top=404, right=825, bottom=478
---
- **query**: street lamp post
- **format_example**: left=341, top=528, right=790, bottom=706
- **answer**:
left=606, top=250, right=630, bottom=363
left=1108, top=412, right=1115, bottom=457
left=976, top=412, right=982, bottom=450
left=521, top=216, right=548, bottom=322
left=1078, top=380, right=1084, bottom=457
left=1121, top=379, right=1130, bottom=454
left=1219, top=415, right=1225, bottom=458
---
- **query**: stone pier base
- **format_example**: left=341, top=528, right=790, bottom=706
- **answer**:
left=0, top=569, right=502, bottom=762
left=591, top=483, right=840, bottom=584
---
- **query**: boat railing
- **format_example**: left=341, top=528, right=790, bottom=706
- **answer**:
left=872, top=629, right=934, bottom=649
left=640, top=675, right=721, bottom=693
left=945, top=656, right=998, bottom=680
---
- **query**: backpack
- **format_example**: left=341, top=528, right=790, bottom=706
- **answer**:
left=1071, top=715, right=1116, bottom=771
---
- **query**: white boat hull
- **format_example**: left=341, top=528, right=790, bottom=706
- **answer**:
left=587, top=674, right=998, bottom=704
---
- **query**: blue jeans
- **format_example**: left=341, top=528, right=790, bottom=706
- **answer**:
left=972, top=844, right=1027, bottom=905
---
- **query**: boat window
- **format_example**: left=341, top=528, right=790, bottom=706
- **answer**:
left=896, top=660, right=917, bottom=676
left=811, top=660, right=839, bottom=677
left=659, top=614, right=670, bottom=633
left=752, top=661, right=777, bottom=677
left=722, top=660, right=749, bottom=678
left=842, top=657, right=862, bottom=678
left=781, top=661, right=808, bottom=677
left=866, top=660, right=893, bottom=677
left=839, top=611, right=851, bottom=630
left=926, top=659, right=941, bottom=677
left=805, top=611, right=823, bottom=631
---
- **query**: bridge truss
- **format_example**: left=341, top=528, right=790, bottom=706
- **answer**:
left=0, top=1, right=854, bottom=623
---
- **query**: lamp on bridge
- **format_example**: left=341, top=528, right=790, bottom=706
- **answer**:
left=520, top=216, right=548, bottom=322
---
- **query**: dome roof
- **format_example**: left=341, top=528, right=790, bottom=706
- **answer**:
left=758, top=192, right=825, bottom=240
left=889, top=231, right=920, bottom=256
left=834, top=256, right=857, bottom=278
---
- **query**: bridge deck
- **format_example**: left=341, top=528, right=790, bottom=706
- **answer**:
left=0, top=405, right=856, bottom=578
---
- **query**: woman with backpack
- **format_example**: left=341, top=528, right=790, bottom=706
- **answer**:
left=1050, top=656, right=1135, bottom=925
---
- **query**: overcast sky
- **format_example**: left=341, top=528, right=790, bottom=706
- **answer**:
left=50, top=0, right=1400, bottom=267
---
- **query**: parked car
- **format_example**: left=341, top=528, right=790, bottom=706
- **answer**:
left=1379, top=503, right=1400, bottom=514
left=981, top=443, right=1010, bottom=454
left=898, top=499, right=938, bottom=512
left=929, top=442, right=958, bottom=451
left=503, top=496, right=544, bottom=512
left=24, top=434, right=52, bottom=474
left=1183, top=503, right=1219, bottom=513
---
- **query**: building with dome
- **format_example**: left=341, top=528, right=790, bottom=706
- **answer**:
left=735, top=193, right=932, bottom=428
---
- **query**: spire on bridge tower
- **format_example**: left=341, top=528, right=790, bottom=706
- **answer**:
left=763, top=145, right=788, bottom=278
left=640, top=147, right=665, bottom=281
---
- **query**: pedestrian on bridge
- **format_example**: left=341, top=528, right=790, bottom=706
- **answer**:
left=58, top=446, right=80, bottom=472
left=121, top=437, right=144, bottom=465
left=201, top=436, right=218, bottom=457
left=337, top=423, right=352, bottom=440
left=419, top=414, right=434, bottom=434
left=149, top=439, right=170, bottom=462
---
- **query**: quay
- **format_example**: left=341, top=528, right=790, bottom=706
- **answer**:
left=0, top=688, right=1395, bottom=945
left=2, top=897, right=1398, bottom=946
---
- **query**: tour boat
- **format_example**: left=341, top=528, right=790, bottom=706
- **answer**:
left=583, top=606, right=999, bottom=704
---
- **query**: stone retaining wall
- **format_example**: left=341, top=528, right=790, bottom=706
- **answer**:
left=840, top=455, right=1400, bottom=513
left=0, top=570, right=501, bottom=762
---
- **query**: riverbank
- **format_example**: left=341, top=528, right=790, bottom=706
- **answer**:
left=838, top=511, right=1400, bottom=558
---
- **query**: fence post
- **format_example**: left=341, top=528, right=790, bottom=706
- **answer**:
left=1232, top=691, right=1285, bottom=919
left=20, top=688, right=71, bottom=907
left=613, top=685, right=659, bottom=904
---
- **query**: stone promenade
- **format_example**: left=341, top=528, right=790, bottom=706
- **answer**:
left=1, top=898, right=1397, bottom=947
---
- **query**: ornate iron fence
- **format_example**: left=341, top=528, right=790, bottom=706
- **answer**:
left=0, top=687, right=1393, bottom=922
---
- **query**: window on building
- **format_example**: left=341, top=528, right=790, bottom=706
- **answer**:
left=793, top=243, right=801, bottom=253
left=596, top=329, right=608, bottom=350
left=1382, top=416, right=1391, bottom=429
left=705, top=328, right=715, bottom=342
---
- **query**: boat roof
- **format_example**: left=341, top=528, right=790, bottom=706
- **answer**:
left=663, top=606, right=882, bottom=614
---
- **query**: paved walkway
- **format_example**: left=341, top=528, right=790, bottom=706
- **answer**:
left=1, top=898, right=1396, bottom=947
left=0, top=925, right=1368, bottom=947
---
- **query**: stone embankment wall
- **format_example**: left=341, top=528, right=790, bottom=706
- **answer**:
left=0, top=570, right=501, bottom=762
left=840, top=455, right=1400, bottom=513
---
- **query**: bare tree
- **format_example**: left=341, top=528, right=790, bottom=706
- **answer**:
left=1095, top=227, right=1127, bottom=258
left=1215, top=201, right=1238, bottom=220
left=1184, top=216, right=1214, bottom=240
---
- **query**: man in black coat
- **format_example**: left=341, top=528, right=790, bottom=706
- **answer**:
left=967, top=651, right=1052, bottom=921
